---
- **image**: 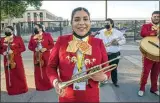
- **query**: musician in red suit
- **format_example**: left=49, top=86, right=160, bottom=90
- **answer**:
left=138, top=11, right=160, bottom=96
left=28, top=24, right=54, bottom=91
left=46, top=7, right=111, bottom=102
left=0, top=26, right=28, bottom=95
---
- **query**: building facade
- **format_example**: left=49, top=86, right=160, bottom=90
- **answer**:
left=1, top=9, right=64, bottom=31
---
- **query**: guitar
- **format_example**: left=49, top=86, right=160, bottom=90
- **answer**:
left=139, top=36, right=160, bottom=62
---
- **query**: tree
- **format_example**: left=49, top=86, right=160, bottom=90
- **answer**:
left=0, top=0, right=43, bottom=24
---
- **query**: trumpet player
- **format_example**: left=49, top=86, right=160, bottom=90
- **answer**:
left=0, top=26, right=28, bottom=95
left=138, top=11, right=160, bottom=97
left=46, top=7, right=109, bottom=102
left=95, top=18, right=126, bottom=87
left=28, top=24, right=54, bottom=91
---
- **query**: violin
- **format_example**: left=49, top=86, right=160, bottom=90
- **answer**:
left=34, top=52, right=44, bottom=67
left=33, top=34, right=44, bottom=67
left=4, top=36, right=16, bottom=69
left=33, top=34, right=43, bottom=42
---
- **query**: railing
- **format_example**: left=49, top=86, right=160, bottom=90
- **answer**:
left=0, top=20, right=145, bottom=42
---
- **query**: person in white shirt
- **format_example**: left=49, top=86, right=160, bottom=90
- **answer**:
left=96, top=18, right=126, bottom=87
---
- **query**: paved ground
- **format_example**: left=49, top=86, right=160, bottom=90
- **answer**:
left=0, top=42, right=159, bottom=102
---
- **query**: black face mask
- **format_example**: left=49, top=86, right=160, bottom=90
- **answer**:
left=34, top=28, right=39, bottom=34
left=73, top=31, right=91, bottom=39
left=5, top=32, right=12, bottom=36
left=105, top=24, right=110, bottom=29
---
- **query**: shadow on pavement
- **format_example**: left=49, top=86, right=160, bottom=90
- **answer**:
left=1, top=88, right=36, bottom=102
left=111, top=72, right=159, bottom=102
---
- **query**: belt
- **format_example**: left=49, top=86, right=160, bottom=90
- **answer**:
left=108, top=52, right=120, bottom=55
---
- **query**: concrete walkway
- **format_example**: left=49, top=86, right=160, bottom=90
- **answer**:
left=1, top=43, right=159, bottom=102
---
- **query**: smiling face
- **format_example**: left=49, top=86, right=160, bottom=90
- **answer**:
left=151, top=13, right=160, bottom=25
left=71, top=10, right=91, bottom=36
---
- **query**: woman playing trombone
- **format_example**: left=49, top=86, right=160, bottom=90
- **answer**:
left=46, top=7, right=111, bottom=102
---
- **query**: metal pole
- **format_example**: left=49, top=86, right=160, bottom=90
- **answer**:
left=60, top=21, right=62, bottom=36
left=16, top=23, right=20, bottom=36
left=134, top=20, right=137, bottom=41
left=106, top=0, right=107, bottom=20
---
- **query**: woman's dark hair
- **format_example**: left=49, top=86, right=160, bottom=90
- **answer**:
left=5, top=26, right=14, bottom=31
left=35, top=24, right=45, bottom=32
left=71, top=7, right=90, bottom=24
left=106, top=18, right=114, bottom=28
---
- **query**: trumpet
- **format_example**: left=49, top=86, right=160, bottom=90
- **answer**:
left=58, top=56, right=121, bottom=89
left=105, top=37, right=122, bottom=47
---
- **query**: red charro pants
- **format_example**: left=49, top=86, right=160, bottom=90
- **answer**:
left=139, top=57, right=160, bottom=92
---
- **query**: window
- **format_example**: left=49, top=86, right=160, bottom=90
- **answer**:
left=34, top=12, right=37, bottom=18
left=27, top=13, right=31, bottom=19
left=40, top=12, right=43, bottom=21
left=40, top=12, right=43, bottom=18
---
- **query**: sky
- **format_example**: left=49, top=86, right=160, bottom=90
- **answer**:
left=40, top=1, right=106, bottom=20
left=29, top=1, right=159, bottom=20
left=107, top=1, right=159, bottom=19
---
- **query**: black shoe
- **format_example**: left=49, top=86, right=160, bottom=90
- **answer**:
left=150, top=90, right=159, bottom=96
left=113, top=83, right=119, bottom=87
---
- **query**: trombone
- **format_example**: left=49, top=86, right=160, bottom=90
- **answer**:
left=58, top=56, right=121, bottom=89
left=105, top=37, right=122, bottom=47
